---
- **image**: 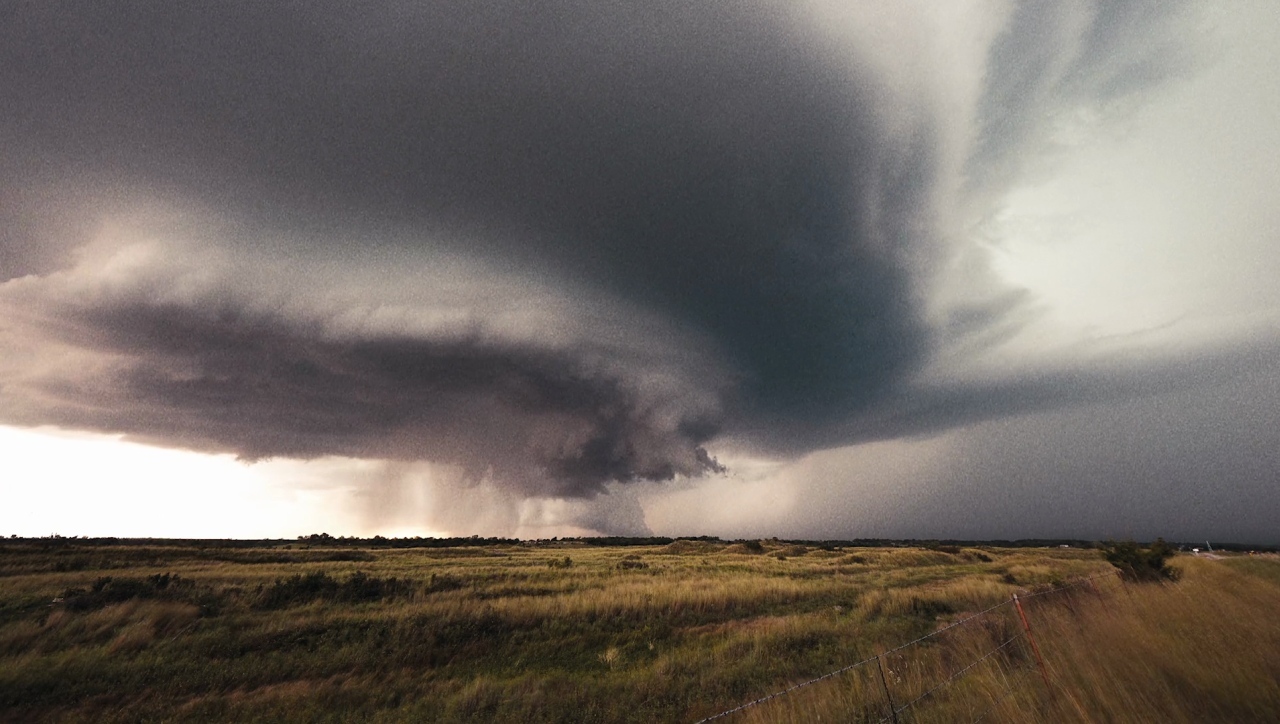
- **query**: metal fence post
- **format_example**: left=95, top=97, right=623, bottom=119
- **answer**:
left=1012, top=593, right=1053, bottom=695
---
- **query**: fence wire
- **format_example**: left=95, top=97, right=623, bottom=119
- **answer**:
left=967, top=664, right=1038, bottom=724
left=694, top=598, right=1014, bottom=723
left=877, top=632, right=1025, bottom=723
left=695, top=570, right=1118, bottom=723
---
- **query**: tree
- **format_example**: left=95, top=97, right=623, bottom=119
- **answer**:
left=1103, top=538, right=1179, bottom=582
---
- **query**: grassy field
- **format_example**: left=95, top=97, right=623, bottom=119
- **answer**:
left=0, top=539, right=1276, bottom=722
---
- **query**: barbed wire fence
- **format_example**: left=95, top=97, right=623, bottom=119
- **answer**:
left=966, top=664, right=1040, bottom=724
left=695, top=570, right=1122, bottom=723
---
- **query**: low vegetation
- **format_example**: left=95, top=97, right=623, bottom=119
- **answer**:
left=0, top=538, right=1275, bottom=722
left=1101, top=538, right=1179, bottom=582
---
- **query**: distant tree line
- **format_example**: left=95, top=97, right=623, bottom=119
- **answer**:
left=4, top=533, right=1276, bottom=553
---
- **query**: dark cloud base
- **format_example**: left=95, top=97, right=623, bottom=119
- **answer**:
left=4, top=289, right=729, bottom=498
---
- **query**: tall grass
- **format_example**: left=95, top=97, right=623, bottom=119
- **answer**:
left=1017, top=556, right=1280, bottom=722
left=739, top=556, right=1280, bottom=723
left=0, top=540, right=1274, bottom=722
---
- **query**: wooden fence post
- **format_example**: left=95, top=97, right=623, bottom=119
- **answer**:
left=875, top=654, right=899, bottom=724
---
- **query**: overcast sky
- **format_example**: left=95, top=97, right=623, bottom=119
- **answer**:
left=2, top=1, right=1277, bottom=543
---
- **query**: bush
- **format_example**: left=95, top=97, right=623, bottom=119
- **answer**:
left=1103, top=538, right=1179, bottom=582
left=253, top=571, right=415, bottom=609
left=60, top=573, right=213, bottom=612
left=427, top=572, right=466, bottom=593
left=617, top=555, right=648, bottom=570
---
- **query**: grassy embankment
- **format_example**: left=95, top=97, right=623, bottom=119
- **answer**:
left=0, top=540, right=1276, bottom=722
left=744, top=554, right=1280, bottom=722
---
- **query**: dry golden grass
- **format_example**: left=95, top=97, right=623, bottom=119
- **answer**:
left=740, top=555, right=1280, bottom=723
left=0, top=540, right=1274, bottom=722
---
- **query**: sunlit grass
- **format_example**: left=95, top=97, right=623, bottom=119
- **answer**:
left=0, top=540, right=1274, bottom=722
left=741, top=555, right=1280, bottom=723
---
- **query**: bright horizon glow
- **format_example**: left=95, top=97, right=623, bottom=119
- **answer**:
left=0, top=425, right=444, bottom=539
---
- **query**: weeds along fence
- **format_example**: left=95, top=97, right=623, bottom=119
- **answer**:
left=696, top=571, right=1121, bottom=723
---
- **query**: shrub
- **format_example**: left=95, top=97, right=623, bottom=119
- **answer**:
left=253, top=571, right=415, bottom=609
left=617, top=555, right=648, bottom=570
left=908, top=596, right=954, bottom=617
left=1103, top=538, right=1179, bottom=582
left=427, top=572, right=466, bottom=593
left=59, top=573, right=222, bottom=614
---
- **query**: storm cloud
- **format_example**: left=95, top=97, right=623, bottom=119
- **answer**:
left=3, top=0, right=1276, bottom=536
left=0, top=235, right=732, bottom=496
left=1, top=1, right=934, bottom=487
